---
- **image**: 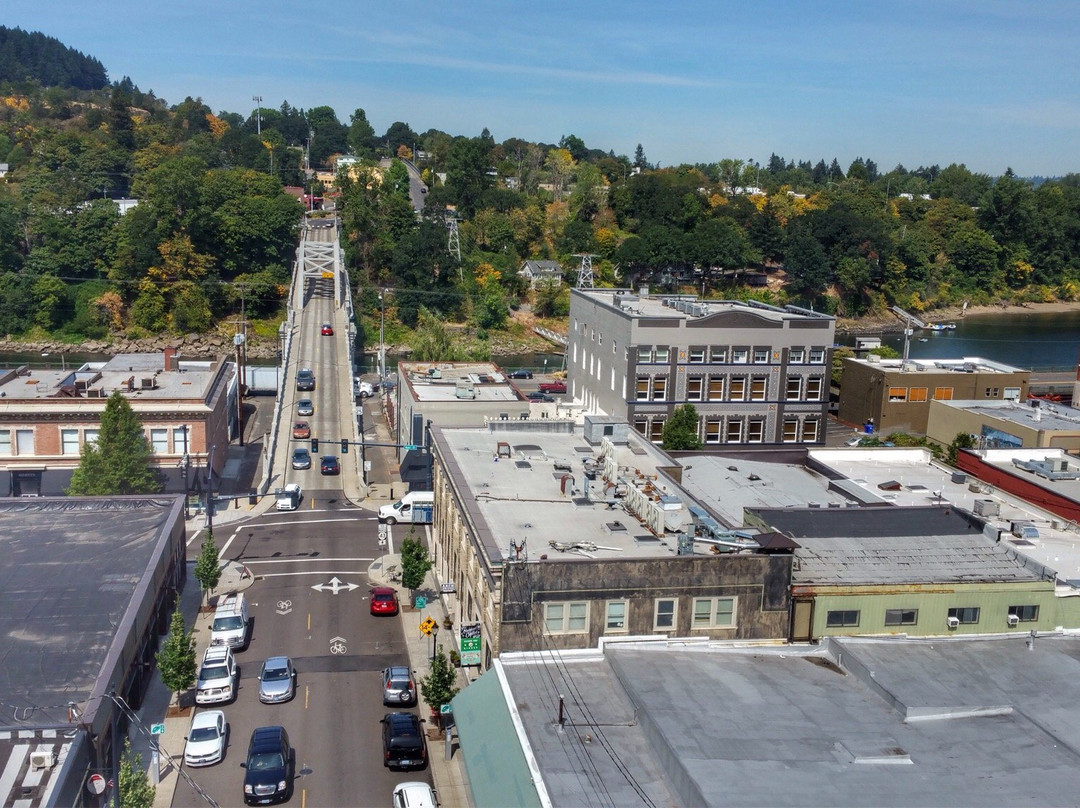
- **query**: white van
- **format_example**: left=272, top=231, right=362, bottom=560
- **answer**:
left=378, top=491, right=435, bottom=525
left=210, top=593, right=249, bottom=649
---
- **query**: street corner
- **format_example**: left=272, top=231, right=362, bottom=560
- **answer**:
left=366, top=553, right=402, bottom=588
left=217, top=559, right=256, bottom=593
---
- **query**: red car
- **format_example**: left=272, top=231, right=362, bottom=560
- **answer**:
left=538, top=380, right=567, bottom=394
left=292, top=421, right=311, bottom=439
left=370, top=587, right=400, bottom=616
left=321, top=323, right=334, bottom=336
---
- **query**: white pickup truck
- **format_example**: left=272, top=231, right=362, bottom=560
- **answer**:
left=275, top=483, right=302, bottom=511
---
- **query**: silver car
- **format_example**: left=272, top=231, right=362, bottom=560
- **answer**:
left=382, top=665, right=417, bottom=706
left=258, top=656, right=296, bottom=704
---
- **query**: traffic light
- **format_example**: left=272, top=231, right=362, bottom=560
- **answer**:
left=311, top=438, right=319, bottom=452
left=341, top=439, right=349, bottom=454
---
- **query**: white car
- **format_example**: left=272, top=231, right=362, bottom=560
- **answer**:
left=275, top=483, right=302, bottom=511
left=184, top=710, right=227, bottom=767
left=392, top=781, right=439, bottom=808
left=196, top=646, right=238, bottom=704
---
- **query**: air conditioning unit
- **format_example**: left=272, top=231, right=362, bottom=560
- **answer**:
left=1007, top=614, right=1020, bottom=627
left=30, top=750, right=55, bottom=770
left=946, top=616, right=960, bottom=629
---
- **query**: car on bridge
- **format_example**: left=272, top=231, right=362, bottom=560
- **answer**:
left=296, top=369, right=315, bottom=391
left=292, top=421, right=311, bottom=439
left=297, top=399, right=314, bottom=416
left=320, top=323, right=334, bottom=336
left=320, top=456, right=340, bottom=475
left=291, top=448, right=311, bottom=470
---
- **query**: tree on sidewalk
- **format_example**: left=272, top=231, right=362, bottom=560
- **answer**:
left=155, top=608, right=196, bottom=707
left=193, top=530, right=221, bottom=606
left=420, top=645, right=460, bottom=727
left=118, top=738, right=156, bottom=808
left=400, top=531, right=433, bottom=594
left=68, top=390, right=163, bottom=495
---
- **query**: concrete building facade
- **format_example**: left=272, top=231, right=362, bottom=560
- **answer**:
left=927, top=398, right=1080, bottom=452
left=568, top=289, right=835, bottom=445
left=838, top=355, right=1030, bottom=436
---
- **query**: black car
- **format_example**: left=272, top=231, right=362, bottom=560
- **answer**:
left=242, top=726, right=294, bottom=805
left=527, top=391, right=555, bottom=402
left=320, top=455, right=340, bottom=475
left=381, top=712, right=427, bottom=770
left=508, top=369, right=533, bottom=379
left=296, top=369, right=315, bottom=391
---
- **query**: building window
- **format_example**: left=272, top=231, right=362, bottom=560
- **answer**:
left=752, top=348, right=769, bottom=363
left=15, top=429, right=34, bottom=456
left=806, top=377, right=823, bottom=402
left=654, top=598, right=677, bottom=630
left=688, top=347, right=705, bottom=363
left=648, top=418, right=665, bottom=444
left=888, top=387, right=908, bottom=402
left=800, top=419, right=819, bottom=442
left=692, top=597, right=736, bottom=629
left=654, top=347, right=670, bottom=364
left=750, top=376, right=767, bottom=401
left=636, top=377, right=650, bottom=401
left=544, top=602, right=589, bottom=634
left=786, top=376, right=802, bottom=400
left=729, top=377, right=746, bottom=401
left=651, top=376, right=667, bottom=401
left=173, top=427, right=190, bottom=454
left=687, top=376, right=704, bottom=401
left=908, top=387, right=928, bottom=402
left=704, top=418, right=721, bottom=444
left=605, top=601, right=628, bottom=632
left=884, top=609, right=918, bottom=626
left=84, top=429, right=99, bottom=447
left=933, top=387, right=954, bottom=400
left=637, top=346, right=652, bottom=363
left=0, top=430, right=10, bottom=455
left=948, top=607, right=980, bottom=624
left=826, top=610, right=860, bottom=628
left=732, top=348, right=748, bottom=364
left=809, top=348, right=826, bottom=364
left=709, top=346, right=728, bottom=363
left=984, top=387, right=999, bottom=397
left=707, top=375, right=725, bottom=401
left=612, top=340, right=617, bottom=355
left=1009, top=605, right=1039, bottom=622
left=633, top=417, right=648, bottom=436
left=149, top=428, right=168, bottom=454
left=725, top=419, right=743, bottom=443
left=789, top=347, right=805, bottom=364
left=61, top=429, right=80, bottom=455
left=747, top=419, right=764, bottom=443
left=782, top=419, right=799, bottom=442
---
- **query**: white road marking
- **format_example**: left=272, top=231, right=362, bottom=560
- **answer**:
left=251, top=570, right=371, bottom=579
left=244, top=557, right=375, bottom=565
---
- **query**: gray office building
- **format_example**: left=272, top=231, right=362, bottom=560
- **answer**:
left=568, top=289, right=835, bottom=445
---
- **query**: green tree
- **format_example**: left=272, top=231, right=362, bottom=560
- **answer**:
left=155, top=608, right=196, bottom=705
left=68, top=390, right=163, bottom=495
left=347, top=108, right=376, bottom=156
left=117, top=739, right=156, bottom=808
left=409, top=307, right=467, bottom=361
left=946, top=432, right=977, bottom=466
left=420, top=646, right=460, bottom=725
left=193, top=531, right=221, bottom=606
left=401, top=532, right=433, bottom=593
left=662, top=404, right=703, bottom=450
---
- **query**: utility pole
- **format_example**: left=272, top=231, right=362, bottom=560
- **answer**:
left=574, top=253, right=597, bottom=289
left=252, top=95, right=262, bottom=135
left=379, top=290, right=387, bottom=383
left=181, top=424, right=190, bottom=519
left=206, top=445, right=216, bottom=532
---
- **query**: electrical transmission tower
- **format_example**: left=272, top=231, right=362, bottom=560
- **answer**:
left=574, top=253, right=597, bottom=289
left=447, top=213, right=462, bottom=262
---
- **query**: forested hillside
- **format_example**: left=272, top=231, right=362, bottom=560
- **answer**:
left=0, top=26, right=107, bottom=90
left=2, top=28, right=1080, bottom=355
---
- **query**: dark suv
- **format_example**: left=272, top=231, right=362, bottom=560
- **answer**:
left=381, top=712, right=427, bottom=770
left=242, top=726, right=294, bottom=805
left=296, top=369, right=315, bottom=391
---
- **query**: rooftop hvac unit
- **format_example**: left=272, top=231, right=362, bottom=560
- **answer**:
left=866, top=354, right=880, bottom=363
left=30, top=751, right=55, bottom=770
left=973, top=499, right=1000, bottom=517
left=1007, top=614, right=1020, bottom=627
left=946, top=616, right=960, bottom=629
left=140, top=377, right=154, bottom=389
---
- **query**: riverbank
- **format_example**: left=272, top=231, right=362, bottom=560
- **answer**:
left=835, top=300, right=1080, bottom=335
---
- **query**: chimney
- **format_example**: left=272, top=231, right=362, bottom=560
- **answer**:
left=164, top=347, right=178, bottom=372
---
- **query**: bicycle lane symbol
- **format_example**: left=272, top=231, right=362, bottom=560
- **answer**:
left=276, top=599, right=292, bottom=615
left=330, top=637, right=347, bottom=655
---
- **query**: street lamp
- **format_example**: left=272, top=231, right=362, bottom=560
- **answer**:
left=379, top=290, right=386, bottom=383
left=180, top=425, right=190, bottom=519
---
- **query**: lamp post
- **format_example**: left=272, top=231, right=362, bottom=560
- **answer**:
left=206, top=445, right=216, bottom=532
left=379, top=290, right=386, bottom=383
left=181, top=425, right=190, bottom=519
left=431, top=623, right=439, bottom=662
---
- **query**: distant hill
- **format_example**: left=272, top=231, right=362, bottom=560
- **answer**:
left=0, top=26, right=107, bottom=90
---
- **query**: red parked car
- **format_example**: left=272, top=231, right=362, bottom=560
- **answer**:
left=538, top=380, right=567, bottom=394
left=370, top=587, right=400, bottom=616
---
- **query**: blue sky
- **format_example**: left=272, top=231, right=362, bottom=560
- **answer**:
left=6, top=1, right=1078, bottom=176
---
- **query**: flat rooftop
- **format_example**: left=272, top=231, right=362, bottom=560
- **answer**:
left=399, top=361, right=522, bottom=403
left=0, top=497, right=176, bottom=718
left=435, top=425, right=692, bottom=562
left=574, top=288, right=833, bottom=324
left=499, top=635, right=1080, bottom=806
left=847, top=355, right=1027, bottom=374
left=0, top=354, right=222, bottom=402
left=948, top=398, right=1080, bottom=432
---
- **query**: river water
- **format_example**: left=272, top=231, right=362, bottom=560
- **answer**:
left=836, top=309, right=1080, bottom=372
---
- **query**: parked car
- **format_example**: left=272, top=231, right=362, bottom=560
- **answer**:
left=296, top=369, right=315, bottom=391
left=370, top=587, right=400, bottom=616
left=210, top=593, right=249, bottom=649
left=320, top=322, right=334, bottom=336
left=508, top=369, right=533, bottom=379
left=258, top=656, right=296, bottom=704
left=297, top=399, right=314, bottom=416
left=381, top=712, right=428, bottom=770
left=381, top=665, right=417, bottom=706
left=292, top=421, right=311, bottom=439
left=392, top=781, right=439, bottom=808
left=320, top=455, right=340, bottom=475
left=357, top=380, right=375, bottom=398
left=527, top=392, right=555, bottom=402
left=291, top=447, right=311, bottom=470
left=196, top=646, right=238, bottom=705
left=538, top=380, right=567, bottom=394
left=242, top=726, right=294, bottom=805
left=184, top=710, right=227, bottom=767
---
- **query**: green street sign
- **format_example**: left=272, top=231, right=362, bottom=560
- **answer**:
left=151, top=723, right=165, bottom=735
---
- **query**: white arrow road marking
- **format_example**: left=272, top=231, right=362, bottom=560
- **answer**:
left=311, top=576, right=361, bottom=595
